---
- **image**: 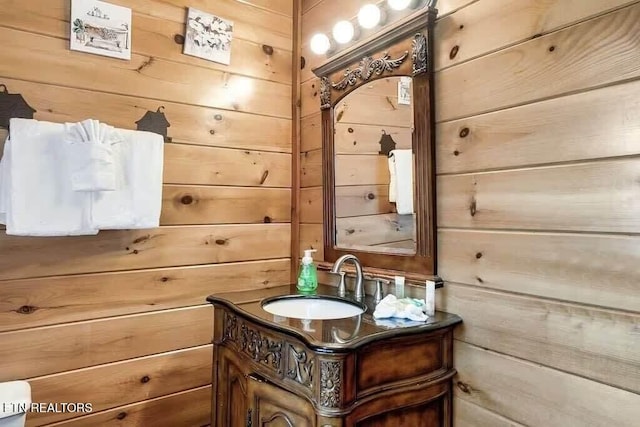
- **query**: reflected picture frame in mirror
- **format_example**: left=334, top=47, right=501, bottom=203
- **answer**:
left=313, top=9, right=437, bottom=276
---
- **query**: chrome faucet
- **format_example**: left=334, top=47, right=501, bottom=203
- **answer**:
left=330, top=254, right=364, bottom=300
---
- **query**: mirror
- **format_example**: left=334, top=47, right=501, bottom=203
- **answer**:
left=333, top=76, right=416, bottom=255
left=313, top=11, right=437, bottom=276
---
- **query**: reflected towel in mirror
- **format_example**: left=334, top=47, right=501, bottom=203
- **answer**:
left=388, top=149, right=413, bottom=214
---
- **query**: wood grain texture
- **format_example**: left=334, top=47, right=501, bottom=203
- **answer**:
left=439, top=283, right=640, bottom=393
left=434, top=0, right=636, bottom=70
left=437, top=79, right=640, bottom=174
left=0, top=2, right=292, bottom=84
left=28, top=346, right=212, bottom=425
left=161, top=185, right=291, bottom=225
left=438, top=158, right=640, bottom=233
left=0, top=259, right=290, bottom=332
left=0, top=0, right=291, bottom=50
left=0, top=307, right=213, bottom=381
left=0, top=78, right=292, bottom=153
left=164, top=144, right=291, bottom=187
left=47, top=386, right=211, bottom=427
left=0, top=224, right=291, bottom=281
left=300, top=148, right=323, bottom=187
left=0, top=0, right=293, bottom=423
left=299, top=186, right=323, bottom=224
left=454, top=342, right=640, bottom=427
left=336, top=185, right=394, bottom=217
left=336, top=213, right=415, bottom=247
left=436, top=2, right=640, bottom=122
left=114, top=0, right=292, bottom=49
left=438, top=229, right=640, bottom=312
left=299, top=223, right=323, bottom=261
left=301, top=112, right=322, bottom=152
left=454, top=398, right=524, bottom=427
left=0, top=27, right=292, bottom=118
left=335, top=154, right=390, bottom=186
left=335, top=92, right=413, bottom=127
left=300, top=77, right=321, bottom=118
left=335, top=123, right=412, bottom=154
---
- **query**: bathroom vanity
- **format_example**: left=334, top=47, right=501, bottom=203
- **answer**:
left=207, top=284, right=461, bottom=426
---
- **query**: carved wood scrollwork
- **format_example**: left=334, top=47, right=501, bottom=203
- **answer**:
left=331, top=51, right=408, bottom=91
left=223, top=312, right=238, bottom=342
left=286, top=344, right=315, bottom=388
left=240, top=323, right=283, bottom=374
left=320, top=77, right=331, bottom=110
left=411, top=33, right=428, bottom=75
left=319, top=360, right=342, bottom=408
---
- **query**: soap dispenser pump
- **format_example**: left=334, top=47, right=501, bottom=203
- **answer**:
left=297, top=249, right=318, bottom=293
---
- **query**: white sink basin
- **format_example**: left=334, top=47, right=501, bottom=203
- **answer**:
left=262, top=296, right=365, bottom=320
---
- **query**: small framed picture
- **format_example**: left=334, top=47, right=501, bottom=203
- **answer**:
left=398, top=76, right=412, bottom=105
left=183, top=8, right=234, bottom=65
left=70, top=0, right=132, bottom=60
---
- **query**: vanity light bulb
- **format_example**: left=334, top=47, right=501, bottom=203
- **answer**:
left=332, top=20, right=355, bottom=44
left=387, top=0, right=413, bottom=11
left=310, top=33, right=331, bottom=55
left=357, top=4, right=381, bottom=29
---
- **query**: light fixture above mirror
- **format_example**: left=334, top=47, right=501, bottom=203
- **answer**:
left=309, top=0, right=434, bottom=57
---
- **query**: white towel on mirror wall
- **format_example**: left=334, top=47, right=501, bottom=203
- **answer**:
left=388, top=149, right=414, bottom=215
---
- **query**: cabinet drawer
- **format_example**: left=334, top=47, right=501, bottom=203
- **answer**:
left=356, top=332, right=446, bottom=395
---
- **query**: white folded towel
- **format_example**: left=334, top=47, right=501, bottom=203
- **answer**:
left=2, top=119, right=97, bottom=236
left=388, top=149, right=414, bottom=215
left=90, top=128, right=164, bottom=229
left=373, top=294, right=428, bottom=321
left=65, top=119, right=122, bottom=192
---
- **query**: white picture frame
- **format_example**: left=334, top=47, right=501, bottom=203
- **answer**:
left=183, top=8, right=234, bottom=65
left=70, top=0, right=132, bottom=60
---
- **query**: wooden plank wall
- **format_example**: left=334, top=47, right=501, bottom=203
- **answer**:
left=333, top=77, right=415, bottom=250
left=0, top=1, right=293, bottom=425
left=300, top=0, right=640, bottom=425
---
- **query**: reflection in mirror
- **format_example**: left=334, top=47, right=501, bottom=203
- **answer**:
left=333, top=76, right=416, bottom=255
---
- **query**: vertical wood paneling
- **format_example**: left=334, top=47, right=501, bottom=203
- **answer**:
left=0, top=0, right=292, bottom=424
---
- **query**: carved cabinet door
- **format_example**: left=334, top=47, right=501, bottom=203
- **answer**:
left=214, top=346, right=250, bottom=427
left=247, top=373, right=316, bottom=427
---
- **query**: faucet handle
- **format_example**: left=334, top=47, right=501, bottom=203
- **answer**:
left=372, top=277, right=390, bottom=304
left=336, top=272, right=347, bottom=297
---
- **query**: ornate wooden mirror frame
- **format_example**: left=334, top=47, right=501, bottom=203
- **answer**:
left=313, top=9, right=437, bottom=277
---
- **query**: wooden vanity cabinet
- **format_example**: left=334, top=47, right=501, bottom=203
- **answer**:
left=212, top=307, right=456, bottom=427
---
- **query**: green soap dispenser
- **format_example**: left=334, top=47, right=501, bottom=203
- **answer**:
left=297, top=249, right=318, bottom=293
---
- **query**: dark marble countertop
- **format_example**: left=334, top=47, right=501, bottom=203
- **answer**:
left=207, top=284, right=462, bottom=353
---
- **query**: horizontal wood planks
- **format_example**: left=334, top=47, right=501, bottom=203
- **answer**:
left=436, top=79, right=640, bottom=174
left=47, top=386, right=211, bottom=427
left=436, top=3, right=640, bottom=122
left=0, top=306, right=213, bottom=381
left=0, top=224, right=291, bottom=280
left=433, top=0, right=640, bottom=424
left=438, top=158, right=640, bottom=232
left=439, top=283, right=640, bottom=393
left=453, top=342, right=640, bottom=427
left=299, top=0, right=640, bottom=424
left=0, top=78, right=292, bottom=153
left=0, top=259, right=290, bottom=332
left=0, top=0, right=292, bottom=424
left=28, top=346, right=212, bottom=425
